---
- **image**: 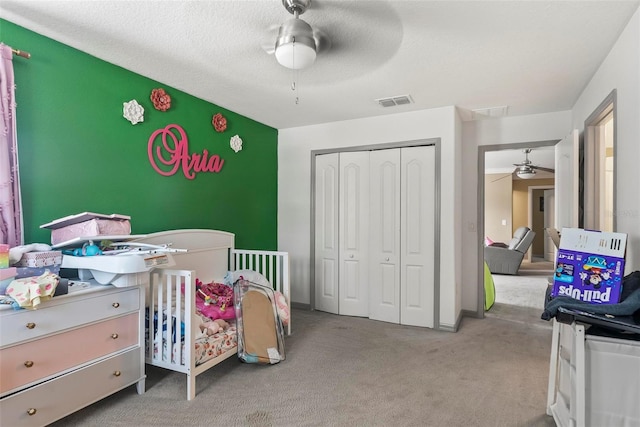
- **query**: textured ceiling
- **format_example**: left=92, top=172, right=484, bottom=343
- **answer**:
left=1, top=0, right=639, bottom=131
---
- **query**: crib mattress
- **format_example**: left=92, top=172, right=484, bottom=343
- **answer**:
left=150, top=321, right=237, bottom=367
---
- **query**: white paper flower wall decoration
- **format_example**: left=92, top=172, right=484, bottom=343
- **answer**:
left=230, top=135, right=243, bottom=153
left=123, top=100, right=144, bottom=125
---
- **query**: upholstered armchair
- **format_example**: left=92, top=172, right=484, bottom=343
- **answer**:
left=484, top=226, right=536, bottom=275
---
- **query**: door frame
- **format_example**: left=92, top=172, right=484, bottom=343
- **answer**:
left=583, top=89, right=617, bottom=231
left=476, top=139, right=560, bottom=317
left=310, top=138, right=442, bottom=329
left=542, top=188, right=556, bottom=262
left=527, top=185, right=555, bottom=261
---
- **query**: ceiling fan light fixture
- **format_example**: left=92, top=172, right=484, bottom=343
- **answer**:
left=517, top=168, right=537, bottom=179
left=275, top=17, right=317, bottom=69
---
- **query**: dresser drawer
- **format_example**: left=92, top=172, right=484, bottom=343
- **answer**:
left=0, top=286, right=140, bottom=347
left=0, top=348, right=143, bottom=427
left=1, top=312, right=139, bottom=395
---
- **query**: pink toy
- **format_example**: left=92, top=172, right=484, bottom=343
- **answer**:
left=195, top=279, right=235, bottom=321
left=274, top=291, right=290, bottom=326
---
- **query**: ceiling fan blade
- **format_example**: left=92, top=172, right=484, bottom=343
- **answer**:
left=261, top=24, right=281, bottom=55
left=489, top=172, right=513, bottom=183
left=313, top=28, right=331, bottom=54
left=532, top=166, right=555, bottom=173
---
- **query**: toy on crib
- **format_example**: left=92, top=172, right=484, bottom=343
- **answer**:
left=201, top=319, right=229, bottom=336
left=195, top=279, right=235, bottom=320
left=274, top=291, right=290, bottom=326
left=194, top=311, right=229, bottom=336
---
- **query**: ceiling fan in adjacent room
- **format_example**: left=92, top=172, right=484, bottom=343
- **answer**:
left=490, top=148, right=555, bottom=182
left=262, top=0, right=331, bottom=70
left=512, top=148, right=554, bottom=179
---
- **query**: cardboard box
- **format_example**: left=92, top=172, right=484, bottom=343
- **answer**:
left=551, top=228, right=627, bottom=304
left=40, top=212, right=131, bottom=245
left=14, top=251, right=62, bottom=268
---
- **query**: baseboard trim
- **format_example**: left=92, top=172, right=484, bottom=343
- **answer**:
left=462, top=308, right=483, bottom=319
left=291, top=302, right=311, bottom=310
left=438, top=311, right=463, bottom=332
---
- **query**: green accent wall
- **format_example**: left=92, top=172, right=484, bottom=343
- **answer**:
left=1, top=20, right=278, bottom=250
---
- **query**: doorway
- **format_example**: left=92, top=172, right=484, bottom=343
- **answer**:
left=527, top=185, right=555, bottom=262
left=584, top=90, right=616, bottom=231
left=478, top=140, right=559, bottom=316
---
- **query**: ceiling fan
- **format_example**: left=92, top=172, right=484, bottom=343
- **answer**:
left=511, top=148, right=555, bottom=179
left=263, top=0, right=331, bottom=70
left=491, top=148, right=555, bottom=182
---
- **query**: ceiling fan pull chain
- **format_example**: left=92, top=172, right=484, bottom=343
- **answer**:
left=290, top=37, right=300, bottom=104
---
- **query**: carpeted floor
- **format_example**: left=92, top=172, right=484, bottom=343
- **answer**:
left=50, top=307, right=556, bottom=427
left=491, top=258, right=553, bottom=311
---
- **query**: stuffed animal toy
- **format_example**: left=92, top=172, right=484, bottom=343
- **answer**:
left=200, top=318, right=230, bottom=336
left=274, top=291, right=290, bottom=326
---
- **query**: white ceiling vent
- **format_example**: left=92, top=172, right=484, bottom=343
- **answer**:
left=470, top=105, right=509, bottom=120
left=376, top=95, right=413, bottom=108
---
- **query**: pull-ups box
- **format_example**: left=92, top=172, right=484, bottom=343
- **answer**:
left=551, top=228, right=627, bottom=304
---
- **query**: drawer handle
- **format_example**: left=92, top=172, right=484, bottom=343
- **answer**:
left=26, top=322, right=36, bottom=329
left=24, top=360, right=34, bottom=368
left=112, top=302, right=120, bottom=308
left=114, top=370, right=122, bottom=377
left=111, top=333, right=119, bottom=339
left=27, top=408, right=37, bottom=416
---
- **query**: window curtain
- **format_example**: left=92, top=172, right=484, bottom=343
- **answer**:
left=0, top=43, right=23, bottom=246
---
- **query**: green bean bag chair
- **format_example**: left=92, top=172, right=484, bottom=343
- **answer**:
left=484, top=261, right=496, bottom=311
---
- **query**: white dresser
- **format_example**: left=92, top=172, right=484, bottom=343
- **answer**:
left=0, top=284, right=146, bottom=426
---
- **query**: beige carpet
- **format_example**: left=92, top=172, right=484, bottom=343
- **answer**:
left=492, top=274, right=550, bottom=311
left=50, top=307, right=556, bottom=427
left=491, top=258, right=553, bottom=311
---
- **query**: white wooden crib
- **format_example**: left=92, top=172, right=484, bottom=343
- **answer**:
left=134, top=229, right=290, bottom=400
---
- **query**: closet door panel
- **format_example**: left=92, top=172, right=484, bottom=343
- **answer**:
left=369, top=149, right=401, bottom=324
left=400, top=146, right=435, bottom=328
left=339, top=151, right=369, bottom=317
left=314, top=153, right=339, bottom=314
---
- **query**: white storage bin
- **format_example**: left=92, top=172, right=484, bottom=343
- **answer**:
left=547, top=320, right=640, bottom=427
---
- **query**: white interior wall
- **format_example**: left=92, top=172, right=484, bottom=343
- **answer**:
left=279, top=5, right=639, bottom=323
left=278, top=106, right=461, bottom=329
left=484, top=173, right=514, bottom=244
left=572, top=6, right=640, bottom=273
left=460, top=111, right=572, bottom=313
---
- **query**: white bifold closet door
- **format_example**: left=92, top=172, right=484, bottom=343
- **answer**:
left=368, top=149, right=401, bottom=323
left=314, top=146, right=435, bottom=327
left=314, top=153, right=339, bottom=314
left=399, top=146, right=435, bottom=328
left=338, top=151, right=370, bottom=317
left=314, top=151, right=369, bottom=317
left=369, top=146, right=435, bottom=327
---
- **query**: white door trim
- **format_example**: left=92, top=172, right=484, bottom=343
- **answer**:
left=527, top=185, right=554, bottom=262
left=477, top=140, right=560, bottom=317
